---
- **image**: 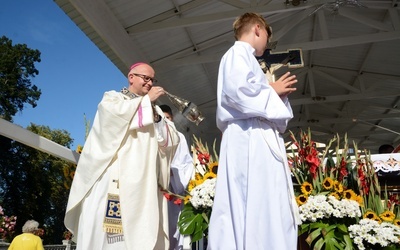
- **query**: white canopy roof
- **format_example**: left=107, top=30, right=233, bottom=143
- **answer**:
left=54, top=0, right=400, bottom=153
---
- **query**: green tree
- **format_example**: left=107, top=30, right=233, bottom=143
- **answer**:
left=0, top=35, right=41, bottom=121
left=0, top=35, right=74, bottom=244
left=0, top=124, right=74, bottom=244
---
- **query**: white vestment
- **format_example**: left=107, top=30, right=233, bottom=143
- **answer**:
left=168, top=132, right=193, bottom=250
left=207, top=41, right=301, bottom=250
left=64, top=90, right=179, bottom=250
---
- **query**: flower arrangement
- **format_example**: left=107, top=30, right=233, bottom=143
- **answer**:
left=0, top=205, right=17, bottom=242
left=346, top=154, right=400, bottom=250
left=289, top=129, right=400, bottom=250
left=177, top=136, right=218, bottom=242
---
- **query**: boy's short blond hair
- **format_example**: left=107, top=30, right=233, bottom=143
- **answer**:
left=233, top=12, right=272, bottom=41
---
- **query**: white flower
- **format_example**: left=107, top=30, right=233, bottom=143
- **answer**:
left=298, top=195, right=361, bottom=223
left=189, top=178, right=216, bottom=209
left=348, top=219, right=400, bottom=249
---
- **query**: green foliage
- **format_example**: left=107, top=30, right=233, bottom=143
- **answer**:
left=300, top=222, right=355, bottom=250
left=178, top=203, right=210, bottom=242
left=0, top=35, right=73, bottom=244
left=0, top=35, right=41, bottom=121
left=177, top=135, right=218, bottom=243
left=0, top=124, right=73, bottom=244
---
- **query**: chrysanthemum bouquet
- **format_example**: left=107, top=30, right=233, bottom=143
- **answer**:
left=289, top=129, right=400, bottom=250
left=177, top=136, right=218, bottom=242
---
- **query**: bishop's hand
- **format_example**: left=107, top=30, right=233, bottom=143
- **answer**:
left=148, top=86, right=165, bottom=102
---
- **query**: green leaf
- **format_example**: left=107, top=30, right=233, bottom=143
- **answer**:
left=325, top=237, right=344, bottom=250
left=306, top=224, right=350, bottom=250
left=343, top=234, right=354, bottom=250
left=299, top=223, right=311, bottom=235
left=191, top=218, right=205, bottom=242
left=321, top=224, right=337, bottom=236
left=313, top=237, right=325, bottom=250
left=336, top=223, right=348, bottom=234
left=178, top=203, right=209, bottom=243
left=307, top=227, right=322, bottom=244
left=178, top=204, right=202, bottom=235
left=309, top=222, right=329, bottom=230
left=382, top=245, right=397, bottom=250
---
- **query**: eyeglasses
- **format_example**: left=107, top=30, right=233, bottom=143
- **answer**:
left=131, top=73, right=158, bottom=83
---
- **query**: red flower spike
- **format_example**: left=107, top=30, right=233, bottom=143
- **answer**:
left=164, top=193, right=173, bottom=201
left=174, top=199, right=182, bottom=205
left=198, top=153, right=210, bottom=165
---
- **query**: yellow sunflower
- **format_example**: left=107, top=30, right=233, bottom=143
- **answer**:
left=76, top=145, right=83, bottom=154
left=300, top=182, right=313, bottom=195
left=187, top=180, right=196, bottom=192
left=379, top=210, right=395, bottom=222
left=363, top=211, right=379, bottom=220
left=195, top=179, right=205, bottom=186
left=343, top=189, right=357, bottom=200
left=394, top=219, right=400, bottom=227
left=208, top=162, right=218, bottom=175
left=203, top=172, right=217, bottom=180
left=354, top=195, right=364, bottom=206
left=329, top=192, right=340, bottom=200
left=194, top=172, right=203, bottom=181
left=322, top=177, right=334, bottom=190
left=296, top=194, right=308, bottom=206
left=183, top=195, right=191, bottom=204
left=333, top=181, right=344, bottom=193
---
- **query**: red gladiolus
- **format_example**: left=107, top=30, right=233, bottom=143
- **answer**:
left=306, top=155, right=320, bottom=168
left=198, top=153, right=210, bottom=165
left=338, top=158, right=348, bottom=181
left=388, top=194, right=399, bottom=208
left=357, top=164, right=369, bottom=195
left=174, top=198, right=182, bottom=205
left=309, top=165, right=318, bottom=179
left=288, top=159, right=294, bottom=168
left=164, top=193, right=173, bottom=201
left=338, top=167, right=348, bottom=181
left=309, top=146, right=318, bottom=156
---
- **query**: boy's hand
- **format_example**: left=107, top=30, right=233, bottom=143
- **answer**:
left=270, top=72, right=297, bottom=97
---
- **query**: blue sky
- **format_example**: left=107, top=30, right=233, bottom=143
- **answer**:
left=1, top=0, right=127, bottom=149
